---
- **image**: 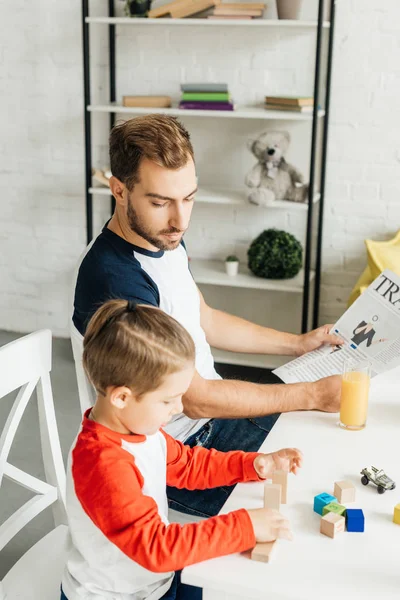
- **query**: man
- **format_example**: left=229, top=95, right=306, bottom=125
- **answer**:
left=73, top=114, right=342, bottom=517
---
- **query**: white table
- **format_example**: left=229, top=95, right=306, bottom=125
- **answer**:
left=182, top=368, right=400, bottom=600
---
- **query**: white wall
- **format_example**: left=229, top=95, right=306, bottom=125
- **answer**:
left=0, top=0, right=398, bottom=337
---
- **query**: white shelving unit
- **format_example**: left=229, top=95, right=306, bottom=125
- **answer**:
left=190, top=260, right=315, bottom=292
left=88, top=103, right=326, bottom=121
left=86, top=16, right=330, bottom=28
left=83, top=1, right=335, bottom=369
left=89, top=184, right=321, bottom=210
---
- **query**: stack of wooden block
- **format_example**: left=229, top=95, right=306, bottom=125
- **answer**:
left=251, top=470, right=288, bottom=563
left=314, top=480, right=365, bottom=538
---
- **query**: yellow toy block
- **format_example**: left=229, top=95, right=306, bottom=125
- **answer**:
left=393, top=504, right=400, bottom=525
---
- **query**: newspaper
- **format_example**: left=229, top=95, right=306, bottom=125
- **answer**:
left=273, top=270, right=400, bottom=383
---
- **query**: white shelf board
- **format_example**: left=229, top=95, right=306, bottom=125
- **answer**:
left=89, top=186, right=111, bottom=196
left=89, top=184, right=320, bottom=209
left=88, top=103, right=325, bottom=121
left=86, top=17, right=330, bottom=28
left=191, top=259, right=314, bottom=292
left=212, top=348, right=288, bottom=370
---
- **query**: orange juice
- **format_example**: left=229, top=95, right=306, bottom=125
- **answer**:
left=340, top=371, right=370, bottom=430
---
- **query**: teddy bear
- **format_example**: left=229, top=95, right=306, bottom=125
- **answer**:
left=245, top=130, right=308, bottom=206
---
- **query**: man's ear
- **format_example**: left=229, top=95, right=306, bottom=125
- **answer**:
left=109, top=176, right=127, bottom=207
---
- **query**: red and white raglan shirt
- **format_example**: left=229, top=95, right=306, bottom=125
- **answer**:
left=62, top=411, right=261, bottom=600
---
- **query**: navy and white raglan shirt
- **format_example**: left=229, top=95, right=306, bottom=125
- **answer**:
left=73, top=222, right=220, bottom=441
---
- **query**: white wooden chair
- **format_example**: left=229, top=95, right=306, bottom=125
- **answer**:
left=0, top=330, right=68, bottom=600
left=70, top=322, right=96, bottom=414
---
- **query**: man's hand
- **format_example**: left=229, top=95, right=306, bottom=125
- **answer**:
left=308, top=375, right=342, bottom=412
left=296, top=324, right=344, bottom=357
left=254, top=448, right=303, bottom=480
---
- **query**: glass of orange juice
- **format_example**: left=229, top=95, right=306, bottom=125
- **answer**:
left=339, top=360, right=371, bottom=430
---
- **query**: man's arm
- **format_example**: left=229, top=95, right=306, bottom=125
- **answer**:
left=198, top=288, right=343, bottom=357
left=182, top=370, right=341, bottom=419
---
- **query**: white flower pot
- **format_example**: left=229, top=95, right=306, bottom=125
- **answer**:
left=276, top=0, right=303, bottom=20
left=225, top=261, right=239, bottom=276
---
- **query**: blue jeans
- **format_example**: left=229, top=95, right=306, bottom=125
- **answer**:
left=167, top=414, right=280, bottom=518
left=60, top=573, right=201, bottom=600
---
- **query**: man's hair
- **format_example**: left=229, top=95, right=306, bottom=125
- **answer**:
left=83, top=300, right=195, bottom=397
left=109, top=114, right=195, bottom=191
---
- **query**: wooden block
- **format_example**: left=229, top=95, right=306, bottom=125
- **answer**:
left=322, top=502, right=346, bottom=517
left=251, top=541, right=276, bottom=563
left=264, top=483, right=281, bottom=510
left=393, top=504, right=400, bottom=525
left=320, top=513, right=345, bottom=539
left=334, top=480, right=356, bottom=504
left=272, top=470, right=288, bottom=504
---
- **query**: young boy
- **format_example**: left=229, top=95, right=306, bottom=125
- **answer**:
left=61, top=299, right=302, bottom=600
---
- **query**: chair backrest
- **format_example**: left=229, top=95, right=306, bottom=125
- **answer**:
left=69, top=239, right=97, bottom=415
left=70, top=322, right=96, bottom=414
left=0, top=330, right=67, bottom=554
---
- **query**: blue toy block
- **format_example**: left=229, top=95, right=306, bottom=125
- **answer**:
left=314, top=493, right=337, bottom=516
left=346, top=508, right=365, bottom=532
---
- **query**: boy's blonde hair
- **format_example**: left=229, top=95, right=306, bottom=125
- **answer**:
left=83, top=300, right=195, bottom=398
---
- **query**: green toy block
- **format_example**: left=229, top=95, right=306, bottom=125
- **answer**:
left=322, top=502, right=346, bottom=517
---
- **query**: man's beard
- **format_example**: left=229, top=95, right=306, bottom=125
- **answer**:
left=127, top=201, right=183, bottom=251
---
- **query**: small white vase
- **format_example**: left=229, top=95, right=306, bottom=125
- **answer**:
left=225, top=261, right=239, bottom=276
left=276, top=0, right=302, bottom=20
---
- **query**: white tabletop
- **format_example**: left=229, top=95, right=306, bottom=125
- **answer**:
left=182, top=368, right=400, bottom=600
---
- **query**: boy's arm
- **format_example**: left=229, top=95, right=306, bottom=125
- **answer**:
left=73, top=445, right=255, bottom=573
left=162, top=430, right=262, bottom=490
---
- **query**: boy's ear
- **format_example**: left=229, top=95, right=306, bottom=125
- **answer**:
left=110, top=386, right=132, bottom=409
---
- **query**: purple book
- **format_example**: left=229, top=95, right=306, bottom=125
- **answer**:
left=179, top=101, right=234, bottom=111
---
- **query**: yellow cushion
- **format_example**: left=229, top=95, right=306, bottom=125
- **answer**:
left=348, top=266, right=373, bottom=307
left=365, top=230, right=400, bottom=280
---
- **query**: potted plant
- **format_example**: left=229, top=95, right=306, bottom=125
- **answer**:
left=276, top=0, right=303, bottom=20
left=225, top=255, right=239, bottom=276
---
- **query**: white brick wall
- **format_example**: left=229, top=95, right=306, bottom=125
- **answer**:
left=0, top=0, right=398, bottom=337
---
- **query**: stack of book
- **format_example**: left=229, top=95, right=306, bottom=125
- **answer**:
left=179, top=83, right=234, bottom=111
left=208, top=2, right=266, bottom=19
left=148, top=0, right=217, bottom=18
left=264, top=96, right=314, bottom=113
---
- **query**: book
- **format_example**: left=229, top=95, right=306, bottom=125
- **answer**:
left=122, top=95, right=172, bottom=108
left=213, top=6, right=263, bottom=15
left=208, top=14, right=252, bottom=18
left=265, top=103, right=313, bottom=113
left=148, top=0, right=217, bottom=18
left=181, top=83, right=228, bottom=93
left=181, top=92, right=230, bottom=101
left=214, top=2, right=265, bottom=8
left=179, top=101, right=234, bottom=110
left=265, top=96, right=314, bottom=107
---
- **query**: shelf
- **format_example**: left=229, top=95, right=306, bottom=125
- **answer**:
left=86, top=17, right=330, bottom=28
left=212, top=348, right=288, bottom=370
left=89, top=185, right=320, bottom=209
left=88, top=103, right=325, bottom=121
left=191, top=259, right=315, bottom=292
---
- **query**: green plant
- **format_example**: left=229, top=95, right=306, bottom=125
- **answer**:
left=225, top=255, right=239, bottom=262
left=247, top=229, right=302, bottom=279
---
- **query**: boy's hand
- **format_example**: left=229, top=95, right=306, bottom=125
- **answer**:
left=247, top=507, right=292, bottom=542
left=253, top=448, right=303, bottom=480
